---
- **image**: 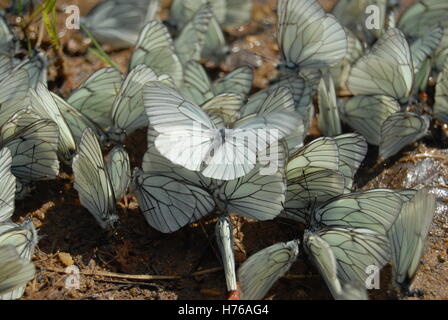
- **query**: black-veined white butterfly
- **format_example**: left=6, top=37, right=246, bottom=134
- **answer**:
left=72, top=128, right=130, bottom=230
left=0, top=148, right=16, bottom=223
left=81, top=0, right=162, bottom=49
left=0, top=245, right=35, bottom=297
left=143, top=81, right=300, bottom=181
left=387, top=188, right=436, bottom=292
left=0, top=218, right=37, bottom=300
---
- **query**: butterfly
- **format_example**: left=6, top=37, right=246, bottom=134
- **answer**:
left=72, top=128, right=130, bottom=230
left=80, top=0, right=162, bottom=49
left=143, top=81, right=300, bottom=180
left=387, top=188, right=436, bottom=292
left=0, top=245, right=35, bottom=297
left=0, top=218, right=38, bottom=300
left=434, top=64, right=448, bottom=123
left=0, top=148, right=16, bottom=223
left=317, top=73, right=342, bottom=137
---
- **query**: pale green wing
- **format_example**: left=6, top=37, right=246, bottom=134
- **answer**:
left=174, top=4, right=213, bottom=64
left=304, top=230, right=368, bottom=300
left=347, top=28, right=414, bottom=102
left=29, top=83, right=76, bottom=163
left=223, top=0, right=252, bottom=29
left=238, top=240, right=300, bottom=300
left=51, top=92, right=105, bottom=144
left=0, top=109, right=60, bottom=182
left=180, top=60, right=214, bottom=104
left=312, top=227, right=390, bottom=286
left=434, top=64, right=448, bottom=123
left=312, top=189, right=407, bottom=234
left=106, top=146, right=131, bottom=202
left=379, top=112, right=430, bottom=160
left=0, top=218, right=38, bottom=300
left=0, top=148, right=15, bottom=223
left=109, top=64, right=160, bottom=142
left=410, top=26, right=443, bottom=74
left=0, top=68, right=31, bottom=127
left=333, top=133, right=368, bottom=190
left=130, top=167, right=215, bottom=233
left=72, top=128, right=118, bottom=230
left=282, top=167, right=346, bottom=226
left=317, top=73, right=342, bottom=137
left=213, top=66, right=253, bottom=99
left=387, top=188, right=436, bottom=290
left=201, top=94, right=243, bottom=126
left=398, top=0, right=448, bottom=39
left=215, top=216, right=237, bottom=291
left=130, top=21, right=183, bottom=85
left=0, top=245, right=35, bottom=297
left=67, top=67, right=123, bottom=129
left=340, top=95, right=400, bottom=146
left=81, top=0, right=161, bottom=49
left=277, top=0, right=347, bottom=70
left=13, top=52, right=48, bottom=89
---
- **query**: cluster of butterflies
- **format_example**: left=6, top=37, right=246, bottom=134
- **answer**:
left=0, top=0, right=446, bottom=300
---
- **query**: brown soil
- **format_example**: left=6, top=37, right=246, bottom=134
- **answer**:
left=4, top=0, right=447, bottom=300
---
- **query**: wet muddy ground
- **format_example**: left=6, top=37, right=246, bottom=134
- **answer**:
left=3, top=0, right=447, bottom=300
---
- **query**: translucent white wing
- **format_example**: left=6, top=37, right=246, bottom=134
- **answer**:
left=130, top=21, right=183, bottom=85
left=243, top=76, right=313, bottom=131
left=0, top=245, right=35, bottom=297
left=311, top=227, right=390, bottom=286
left=282, top=167, right=346, bottom=226
left=67, top=67, right=123, bottom=129
left=0, top=109, right=60, bottom=182
left=224, top=0, right=252, bottom=29
left=201, top=94, right=243, bottom=126
left=287, top=137, right=340, bottom=180
left=143, top=81, right=216, bottom=172
left=106, top=146, right=130, bottom=202
left=398, top=0, right=448, bottom=39
left=215, top=145, right=286, bottom=221
left=174, top=4, right=213, bottom=64
left=109, top=64, right=160, bottom=141
left=277, top=0, right=347, bottom=70
left=304, top=230, right=368, bottom=300
left=81, top=0, right=160, bottom=49
left=238, top=240, right=300, bottom=300
left=387, top=188, right=436, bottom=290
left=13, top=52, right=48, bottom=89
left=201, top=16, right=228, bottom=62
left=180, top=60, right=214, bottom=104
left=347, top=28, right=413, bottom=102
left=0, top=218, right=38, bottom=300
left=51, top=92, right=105, bottom=144
left=340, top=95, right=400, bottom=145
left=213, top=66, right=253, bottom=99
left=29, top=83, right=76, bottom=163
left=379, top=112, right=430, bottom=160
left=317, top=74, right=342, bottom=137
left=215, top=216, right=237, bottom=291
left=0, top=16, right=15, bottom=57
left=0, top=68, right=29, bottom=113
left=312, top=189, right=407, bottom=234
left=410, top=26, right=443, bottom=73
left=0, top=148, right=15, bottom=223
left=434, top=64, right=448, bottom=123
left=131, top=167, right=215, bottom=233
left=72, top=128, right=118, bottom=230
left=240, top=87, right=295, bottom=118
left=333, top=133, right=367, bottom=190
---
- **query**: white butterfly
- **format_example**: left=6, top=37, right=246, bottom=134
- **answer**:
left=0, top=148, right=16, bottom=223
left=0, top=218, right=38, bottom=300
left=81, top=0, right=162, bottom=49
left=277, top=0, right=348, bottom=74
left=387, top=188, right=436, bottom=292
left=347, top=28, right=414, bottom=103
left=238, top=240, right=300, bottom=300
left=434, top=64, right=448, bottom=123
left=143, top=81, right=300, bottom=180
left=379, top=112, right=430, bottom=160
left=317, top=73, right=342, bottom=137
left=72, top=128, right=130, bottom=230
left=0, top=245, right=35, bottom=297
